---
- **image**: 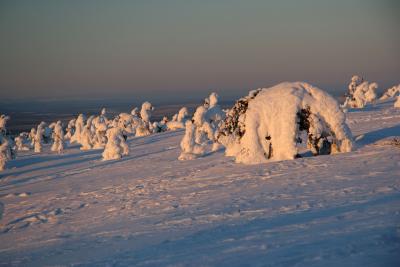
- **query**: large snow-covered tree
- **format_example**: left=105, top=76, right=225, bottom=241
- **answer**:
left=218, top=82, right=354, bottom=164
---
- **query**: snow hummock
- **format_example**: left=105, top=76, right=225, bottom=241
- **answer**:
left=219, top=82, right=353, bottom=164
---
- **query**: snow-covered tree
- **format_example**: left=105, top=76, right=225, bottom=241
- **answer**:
left=40, top=122, right=53, bottom=144
left=380, top=84, right=400, bottom=100
left=33, top=123, right=45, bottom=153
left=193, top=105, right=211, bottom=144
left=140, top=102, right=154, bottom=124
left=29, top=128, right=36, bottom=147
left=92, top=110, right=109, bottom=149
left=80, top=124, right=93, bottom=150
left=343, top=76, right=378, bottom=108
left=102, top=123, right=129, bottom=161
left=0, top=114, right=10, bottom=135
left=135, top=102, right=154, bottom=137
left=178, top=120, right=204, bottom=160
left=218, top=82, right=354, bottom=164
left=152, top=117, right=169, bottom=133
left=395, top=96, right=400, bottom=108
left=14, top=133, right=30, bottom=151
left=116, top=107, right=143, bottom=138
left=0, top=138, right=10, bottom=171
left=64, top=119, right=76, bottom=140
left=51, top=121, right=65, bottom=153
left=70, top=114, right=85, bottom=144
left=191, top=92, right=225, bottom=149
left=167, top=107, right=190, bottom=130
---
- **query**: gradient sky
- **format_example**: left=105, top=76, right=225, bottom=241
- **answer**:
left=0, top=0, right=399, bottom=101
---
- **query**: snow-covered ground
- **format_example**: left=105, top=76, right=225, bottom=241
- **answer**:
left=0, top=100, right=399, bottom=266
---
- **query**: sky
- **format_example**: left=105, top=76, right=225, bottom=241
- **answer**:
left=0, top=0, right=399, bottom=102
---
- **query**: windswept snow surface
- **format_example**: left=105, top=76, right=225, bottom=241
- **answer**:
left=1, top=101, right=400, bottom=266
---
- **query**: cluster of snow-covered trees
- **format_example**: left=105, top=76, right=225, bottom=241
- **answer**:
left=0, top=100, right=198, bottom=171
left=1, top=77, right=399, bottom=171
left=342, top=75, right=400, bottom=109
left=178, top=92, right=225, bottom=160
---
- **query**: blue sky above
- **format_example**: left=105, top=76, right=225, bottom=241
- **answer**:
left=0, top=0, right=399, bottom=101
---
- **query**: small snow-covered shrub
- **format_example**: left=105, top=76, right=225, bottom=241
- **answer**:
left=380, top=84, right=400, bottom=100
left=218, top=82, right=354, bottom=164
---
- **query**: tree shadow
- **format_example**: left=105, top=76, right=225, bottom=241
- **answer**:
left=356, top=124, right=400, bottom=147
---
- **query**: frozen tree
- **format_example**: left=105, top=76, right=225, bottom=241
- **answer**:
left=0, top=139, right=10, bottom=171
left=167, top=107, right=190, bottom=130
left=80, top=124, right=93, bottom=150
left=29, top=128, right=36, bottom=147
left=102, top=123, right=129, bottom=161
left=33, top=124, right=44, bottom=153
left=191, top=93, right=224, bottom=149
left=395, top=96, right=400, bottom=108
left=178, top=120, right=204, bottom=160
left=193, top=105, right=211, bottom=144
left=64, top=119, right=76, bottom=140
left=39, top=122, right=52, bottom=144
left=51, top=121, right=64, bottom=153
left=14, top=133, right=30, bottom=151
left=70, top=114, right=85, bottom=144
left=152, top=117, right=169, bottom=133
left=135, top=102, right=154, bottom=137
left=177, top=107, right=189, bottom=122
left=218, top=82, right=354, bottom=164
left=364, top=82, right=378, bottom=103
left=0, top=114, right=10, bottom=135
left=380, top=84, right=400, bottom=100
left=343, top=76, right=378, bottom=108
left=206, top=93, right=225, bottom=125
left=92, top=111, right=109, bottom=149
left=116, top=108, right=142, bottom=138
left=140, top=102, right=154, bottom=124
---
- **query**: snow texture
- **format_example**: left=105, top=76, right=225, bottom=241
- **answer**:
left=0, top=99, right=399, bottom=266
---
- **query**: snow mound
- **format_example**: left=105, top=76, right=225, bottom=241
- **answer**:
left=218, top=82, right=354, bottom=164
